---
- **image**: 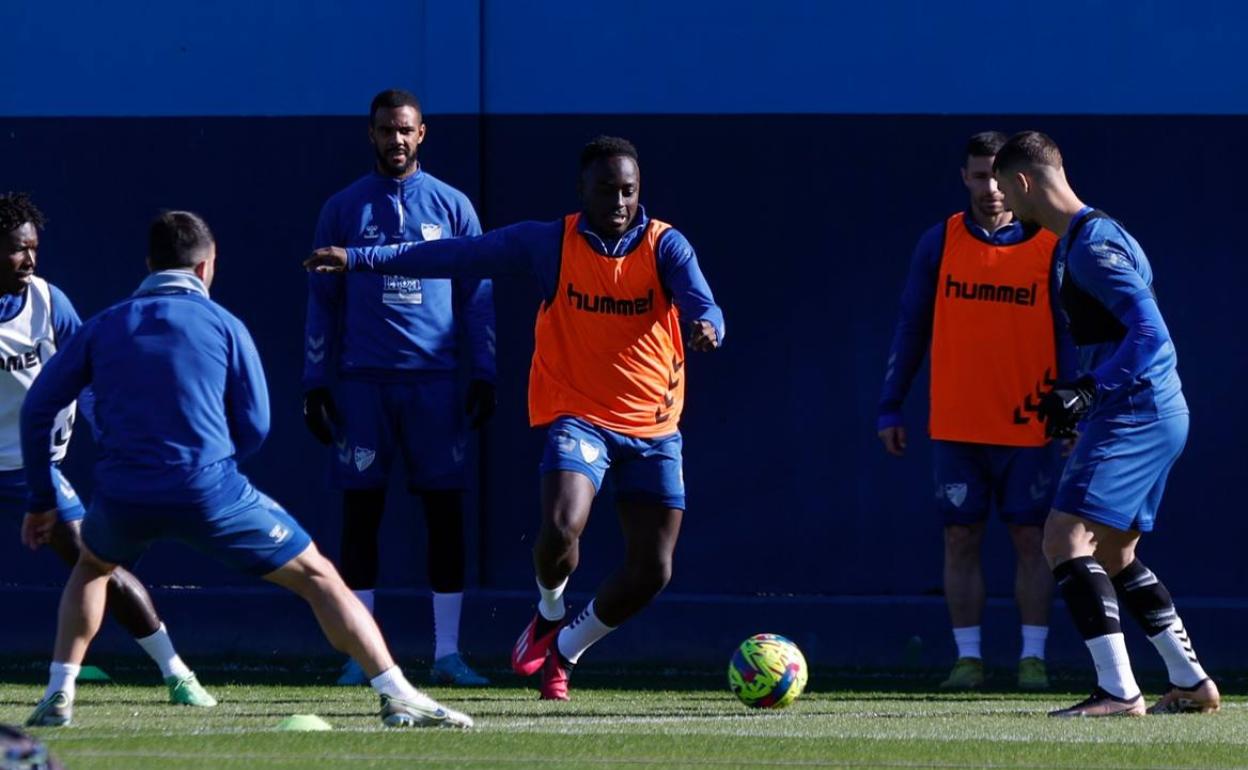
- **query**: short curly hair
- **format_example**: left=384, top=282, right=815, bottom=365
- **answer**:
left=0, top=192, right=46, bottom=236
left=579, top=135, right=639, bottom=171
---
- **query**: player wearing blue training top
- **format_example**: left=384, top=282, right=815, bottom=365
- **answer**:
left=994, top=131, right=1218, bottom=717
left=22, top=211, right=472, bottom=729
left=303, top=89, right=495, bottom=687
left=0, top=192, right=214, bottom=708
left=308, top=136, right=724, bottom=701
left=879, top=133, right=1074, bottom=691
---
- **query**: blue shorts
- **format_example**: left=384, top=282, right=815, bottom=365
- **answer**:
left=539, top=416, right=686, bottom=510
left=330, top=375, right=466, bottom=492
left=81, top=475, right=312, bottom=576
left=933, top=441, right=1060, bottom=527
left=0, top=467, right=86, bottom=522
left=1053, top=413, right=1188, bottom=533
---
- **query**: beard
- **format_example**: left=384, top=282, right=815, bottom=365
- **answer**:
left=375, top=146, right=418, bottom=177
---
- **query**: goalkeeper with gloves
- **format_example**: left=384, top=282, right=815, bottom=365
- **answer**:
left=995, top=131, right=1219, bottom=718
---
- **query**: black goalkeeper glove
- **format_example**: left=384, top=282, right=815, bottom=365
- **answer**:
left=302, top=387, right=341, bottom=445
left=1037, top=376, right=1096, bottom=439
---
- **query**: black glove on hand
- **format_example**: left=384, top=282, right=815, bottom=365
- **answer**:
left=303, top=387, right=341, bottom=445
left=465, top=379, right=497, bottom=430
left=1037, top=376, right=1096, bottom=439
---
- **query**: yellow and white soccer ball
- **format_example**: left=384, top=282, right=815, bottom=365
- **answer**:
left=727, top=633, right=808, bottom=708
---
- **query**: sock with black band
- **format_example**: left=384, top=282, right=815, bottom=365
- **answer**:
left=1112, top=558, right=1209, bottom=688
left=1053, top=556, right=1139, bottom=699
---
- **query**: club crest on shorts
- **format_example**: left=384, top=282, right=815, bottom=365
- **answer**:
left=1029, top=471, right=1052, bottom=502
left=268, top=523, right=291, bottom=544
left=421, top=223, right=443, bottom=241
left=943, top=483, right=968, bottom=508
left=353, top=447, right=376, bottom=472
left=579, top=439, right=600, bottom=464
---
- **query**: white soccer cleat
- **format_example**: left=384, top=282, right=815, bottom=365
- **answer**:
left=379, top=693, right=473, bottom=729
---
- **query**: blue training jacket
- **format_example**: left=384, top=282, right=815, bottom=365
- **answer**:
left=304, top=167, right=495, bottom=388
left=21, top=271, right=268, bottom=508
left=1056, top=206, right=1186, bottom=423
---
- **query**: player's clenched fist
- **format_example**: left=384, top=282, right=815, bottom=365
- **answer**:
left=20, top=510, right=56, bottom=550
left=305, top=246, right=348, bottom=271
left=688, top=319, right=719, bottom=351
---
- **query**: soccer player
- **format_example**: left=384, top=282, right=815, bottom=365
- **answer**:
left=993, top=131, right=1219, bottom=717
left=1, top=192, right=214, bottom=708
left=303, top=88, right=495, bottom=687
left=306, top=136, right=724, bottom=700
left=878, top=133, right=1070, bottom=690
left=22, top=211, right=472, bottom=729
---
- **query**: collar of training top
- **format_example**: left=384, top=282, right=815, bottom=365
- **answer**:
left=133, top=269, right=209, bottom=298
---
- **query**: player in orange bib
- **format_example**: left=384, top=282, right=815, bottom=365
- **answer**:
left=306, top=137, right=724, bottom=700
left=877, top=132, right=1074, bottom=690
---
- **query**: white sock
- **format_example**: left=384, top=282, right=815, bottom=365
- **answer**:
left=555, top=600, right=615, bottom=664
left=370, top=666, right=436, bottom=708
left=353, top=589, right=376, bottom=615
left=135, top=623, right=191, bottom=679
left=432, top=591, right=462, bottom=660
left=1148, top=618, right=1208, bottom=688
left=952, top=626, right=981, bottom=659
left=46, top=662, right=80, bottom=701
left=537, top=577, right=567, bottom=622
left=1086, top=633, right=1140, bottom=700
left=1020, top=625, right=1048, bottom=660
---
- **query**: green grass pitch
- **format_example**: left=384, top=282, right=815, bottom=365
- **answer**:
left=3, top=669, right=1246, bottom=769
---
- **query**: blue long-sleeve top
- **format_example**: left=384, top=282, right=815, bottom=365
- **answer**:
left=344, top=206, right=725, bottom=345
left=21, top=271, right=269, bottom=508
left=878, top=213, right=1076, bottom=430
left=304, top=168, right=496, bottom=389
left=1057, top=206, right=1186, bottom=422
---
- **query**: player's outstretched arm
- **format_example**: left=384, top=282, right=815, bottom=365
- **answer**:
left=20, top=324, right=93, bottom=516
left=305, top=223, right=548, bottom=282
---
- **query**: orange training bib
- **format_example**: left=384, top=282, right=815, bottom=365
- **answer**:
left=929, top=213, right=1059, bottom=447
left=529, top=214, right=685, bottom=438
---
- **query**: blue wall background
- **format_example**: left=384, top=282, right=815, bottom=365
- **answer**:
left=2, top=1, right=1246, bottom=661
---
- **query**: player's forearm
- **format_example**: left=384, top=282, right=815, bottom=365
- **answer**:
left=878, top=319, right=930, bottom=426
left=452, top=279, right=498, bottom=382
left=348, top=233, right=523, bottom=280
left=20, top=392, right=72, bottom=509
left=660, top=248, right=726, bottom=345
left=1089, top=297, right=1170, bottom=391
left=303, top=287, right=339, bottom=388
left=227, top=394, right=270, bottom=459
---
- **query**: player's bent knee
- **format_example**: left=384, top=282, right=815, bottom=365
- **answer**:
left=540, top=518, right=583, bottom=550
left=263, top=542, right=336, bottom=594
